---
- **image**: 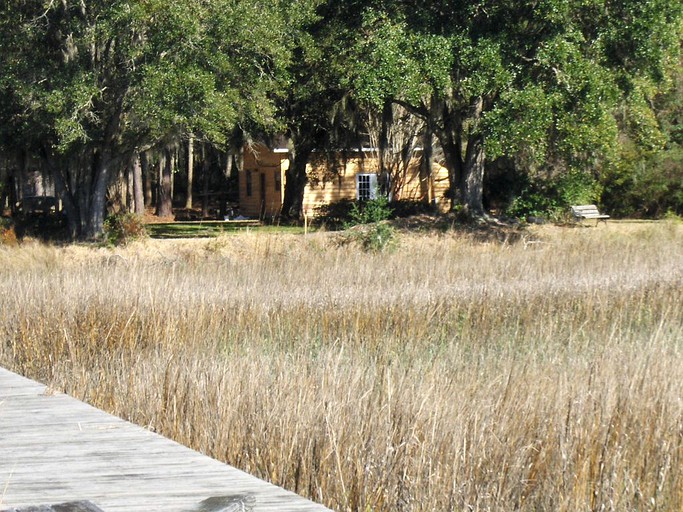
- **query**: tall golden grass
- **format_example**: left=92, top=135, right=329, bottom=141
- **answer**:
left=1, top=221, right=682, bottom=511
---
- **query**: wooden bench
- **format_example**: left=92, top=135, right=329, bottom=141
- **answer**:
left=571, top=204, right=610, bottom=225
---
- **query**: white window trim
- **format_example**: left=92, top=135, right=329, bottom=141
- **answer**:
left=356, top=173, right=378, bottom=201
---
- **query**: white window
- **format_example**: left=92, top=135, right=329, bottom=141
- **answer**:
left=356, top=173, right=378, bottom=201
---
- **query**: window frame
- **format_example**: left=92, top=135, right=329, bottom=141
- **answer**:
left=356, top=173, right=378, bottom=201
left=274, top=170, right=281, bottom=194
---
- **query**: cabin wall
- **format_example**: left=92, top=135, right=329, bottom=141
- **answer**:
left=239, top=145, right=451, bottom=219
left=302, top=155, right=378, bottom=214
left=239, top=145, right=286, bottom=218
left=302, top=153, right=450, bottom=215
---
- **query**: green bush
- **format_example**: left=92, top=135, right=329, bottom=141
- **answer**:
left=602, top=145, right=683, bottom=218
left=555, top=170, right=603, bottom=207
left=349, top=221, right=397, bottom=253
left=346, top=194, right=393, bottom=226
left=316, top=198, right=431, bottom=230
left=315, top=199, right=356, bottom=230
left=505, top=182, right=560, bottom=219
left=504, top=170, right=602, bottom=221
left=103, top=212, right=147, bottom=246
left=339, top=195, right=397, bottom=253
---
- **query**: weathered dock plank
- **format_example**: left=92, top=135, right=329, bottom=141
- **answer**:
left=0, top=367, right=332, bottom=512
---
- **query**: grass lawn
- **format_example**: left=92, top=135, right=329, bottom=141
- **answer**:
left=145, top=220, right=309, bottom=238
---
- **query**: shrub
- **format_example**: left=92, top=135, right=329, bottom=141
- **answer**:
left=315, top=199, right=356, bottom=230
left=389, top=199, right=436, bottom=218
left=344, top=221, right=397, bottom=253
left=602, top=145, right=683, bottom=218
left=103, top=212, right=147, bottom=246
left=346, top=194, right=393, bottom=226
left=319, top=196, right=437, bottom=251
left=343, top=195, right=397, bottom=253
left=317, top=197, right=431, bottom=229
left=504, top=170, right=602, bottom=221
left=505, top=181, right=560, bottom=219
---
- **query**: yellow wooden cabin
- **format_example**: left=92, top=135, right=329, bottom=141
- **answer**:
left=238, top=143, right=450, bottom=219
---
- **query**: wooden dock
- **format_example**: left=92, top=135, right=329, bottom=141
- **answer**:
left=0, top=367, right=332, bottom=512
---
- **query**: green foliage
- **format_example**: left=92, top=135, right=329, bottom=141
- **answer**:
left=345, top=0, right=681, bottom=217
left=505, top=169, right=602, bottom=220
left=346, top=194, right=394, bottom=226
left=601, top=58, right=683, bottom=219
left=602, top=145, right=683, bottom=218
left=555, top=169, right=603, bottom=206
left=314, top=199, right=355, bottom=230
left=0, top=0, right=300, bottom=238
left=485, top=33, right=623, bottom=169
left=506, top=183, right=561, bottom=220
left=103, top=213, right=147, bottom=246
left=663, top=210, right=683, bottom=223
left=485, top=85, right=557, bottom=163
left=317, top=194, right=397, bottom=252
left=344, top=195, right=396, bottom=253
left=317, top=198, right=432, bottom=230
left=1, top=0, right=681, bottom=233
left=351, top=10, right=430, bottom=107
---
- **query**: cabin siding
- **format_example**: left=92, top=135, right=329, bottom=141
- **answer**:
left=302, top=157, right=377, bottom=214
left=239, top=145, right=451, bottom=218
left=240, top=145, right=286, bottom=219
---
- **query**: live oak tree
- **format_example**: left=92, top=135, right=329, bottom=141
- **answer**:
left=348, top=0, right=682, bottom=219
left=2, top=0, right=679, bottom=231
left=278, top=0, right=360, bottom=219
left=0, top=1, right=161, bottom=237
left=0, top=0, right=292, bottom=239
left=361, top=102, right=427, bottom=201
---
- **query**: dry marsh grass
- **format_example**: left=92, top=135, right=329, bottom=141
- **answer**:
left=1, top=221, right=683, bottom=511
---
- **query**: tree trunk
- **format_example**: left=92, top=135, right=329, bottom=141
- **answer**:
left=378, top=100, right=392, bottom=179
left=185, top=134, right=194, bottom=209
left=202, top=144, right=210, bottom=218
left=142, top=152, right=152, bottom=207
left=281, top=144, right=312, bottom=220
left=224, top=151, right=233, bottom=178
left=132, top=152, right=145, bottom=215
left=420, top=127, right=434, bottom=205
left=81, top=92, right=126, bottom=239
left=458, top=97, right=486, bottom=218
left=170, top=147, right=176, bottom=202
left=156, top=149, right=173, bottom=217
left=434, top=96, right=487, bottom=219
left=83, top=151, right=114, bottom=239
left=442, top=109, right=464, bottom=207
left=125, top=164, right=133, bottom=212
left=45, top=152, right=79, bottom=240
left=459, top=132, right=486, bottom=218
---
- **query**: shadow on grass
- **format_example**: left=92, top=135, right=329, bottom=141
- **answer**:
left=389, top=213, right=530, bottom=244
